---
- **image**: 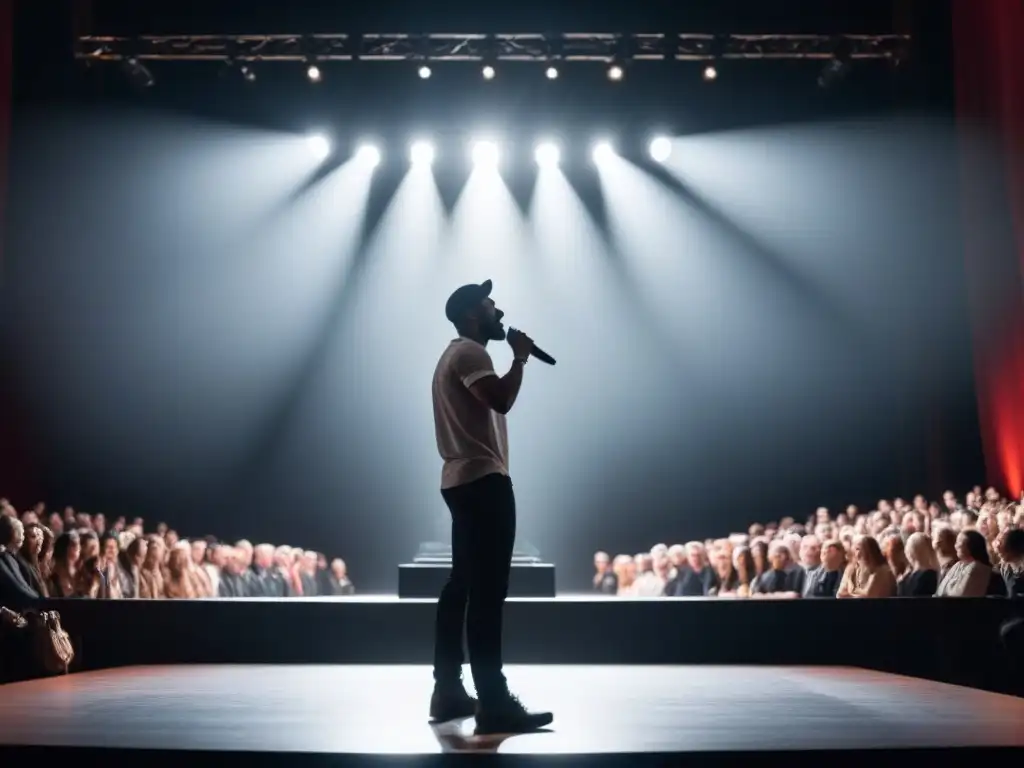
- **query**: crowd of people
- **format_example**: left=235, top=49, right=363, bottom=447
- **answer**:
left=593, top=486, right=1024, bottom=600
left=0, top=499, right=354, bottom=609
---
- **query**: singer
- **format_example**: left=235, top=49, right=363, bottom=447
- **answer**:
left=429, top=279, right=553, bottom=734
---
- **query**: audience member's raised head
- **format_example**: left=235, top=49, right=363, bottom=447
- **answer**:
left=767, top=540, right=791, bottom=572
left=957, top=529, right=991, bottom=566
left=821, top=539, right=846, bottom=572
left=855, top=535, right=886, bottom=570
left=798, top=535, right=821, bottom=569
left=999, top=528, right=1024, bottom=564
left=684, top=542, right=706, bottom=571
left=880, top=532, right=909, bottom=580
left=235, top=539, right=254, bottom=568
left=905, top=532, right=940, bottom=572
left=100, top=532, right=120, bottom=565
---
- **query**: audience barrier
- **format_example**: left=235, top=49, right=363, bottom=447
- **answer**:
left=47, top=595, right=1023, bottom=695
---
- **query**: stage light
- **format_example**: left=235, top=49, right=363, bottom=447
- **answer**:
left=306, top=134, right=331, bottom=161
left=307, top=64, right=322, bottom=82
left=607, top=65, right=624, bottom=81
left=482, top=65, right=496, bottom=80
left=471, top=140, right=500, bottom=168
left=240, top=64, right=256, bottom=82
left=534, top=142, right=560, bottom=167
left=418, top=65, right=432, bottom=79
left=592, top=141, right=616, bottom=165
left=356, top=143, right=382, bottom=168
left=649, top=136, right=672, bottom=163
left=703, top=65, right=717, bottom=81
left=410, top=140, right=435, bottom=166
left=545, top=66, right=559, bottom=80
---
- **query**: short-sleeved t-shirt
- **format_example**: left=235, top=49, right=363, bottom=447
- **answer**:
left=432, top=338, right=509, bottom=490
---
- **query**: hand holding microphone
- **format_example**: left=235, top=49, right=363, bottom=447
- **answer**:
left=507, top=327, right=556, bottom=365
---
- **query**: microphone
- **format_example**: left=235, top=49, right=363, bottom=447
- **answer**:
left=508, top=327, right=556, bottom=365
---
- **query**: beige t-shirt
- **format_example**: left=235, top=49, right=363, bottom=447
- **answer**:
left=432, top=338, right=509, bottom=490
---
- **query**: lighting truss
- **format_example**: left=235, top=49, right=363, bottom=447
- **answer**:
left=76, top=32, right=909, bottom=63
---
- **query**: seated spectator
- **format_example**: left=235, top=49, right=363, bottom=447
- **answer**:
left=932, top=525, right=959, bottom=580
left=253, top=543, right=286, bottom=597
left=18, top=522, right=49, bottom=597
left=139, top=535, right=166, bottom=598
left=188, top=540, right=214, bottom=598
left=274, top=546, right=299, bottom=596
left=709, top=546, right=740, bottom=596
left=749, top=538, right=769, bottom=582
left=837, top=535, right=897, bottom=598
left=804, top=539, right=845, bottom=598
left=48, top=532, right=80, bottom=597
left=640, top=550, right=674, bottom=596
left=0, top=516, right=40, bottom=609
left=204, top=543, right=225, bottom=596
left=98, top=532, right=123, bottom=599
left=298, top=550, right=319, bottom=597
left=78, top=529, right=99, bottom=561
left=329, top=558, right=355, bottom=595
left=666, top=542, right=718, bottom=597
left=613, top=554, right=636, bottom=596
left=592, top=551, right=618, bottom=595
left=164, top=543, right=197, bottom=599
left=937, top=529, right=993, bottom=597
left=315, top=553, right=333, bottom=596
left=881, top=532, right=911, bottom=586
left=730, top=546, right=756, bottom=597
left=76, top=556, right=104, bottom=598
left=218, top=547, right=249, bottom=597
left=750, top=540, right=803, bottom=597
left=118, top=535, right=147, bottom=598
left=900, top=532, right=940, bottom=596
left=997, top=528, right=1024, bottom=597
left=798, top=535, right=822, bottom=577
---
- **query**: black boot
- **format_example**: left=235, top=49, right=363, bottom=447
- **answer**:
left=475, top=692, right=553, bottom=735
left=429, top=680, right=478, bottom=722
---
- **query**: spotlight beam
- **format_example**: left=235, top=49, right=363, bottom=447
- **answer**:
left=471, top=140, right=500, bottom=168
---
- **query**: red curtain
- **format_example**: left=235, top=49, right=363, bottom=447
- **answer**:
left=953, top=0, right=1024, bottom=497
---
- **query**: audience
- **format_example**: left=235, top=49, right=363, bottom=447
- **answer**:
left=592, top=486, right=1024, bottom=600
left=0, top=498, right=355, bottom=602
left=5, top=487, right=1024, bottom=605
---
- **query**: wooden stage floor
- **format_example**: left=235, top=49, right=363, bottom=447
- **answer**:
left=1, top=665, right=1022, bottom=765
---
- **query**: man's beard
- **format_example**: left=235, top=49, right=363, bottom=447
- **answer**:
left=486, top=319, right=506, bottom=341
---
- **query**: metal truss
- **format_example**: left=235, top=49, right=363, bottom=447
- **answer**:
left=76, top=32, right=910, bottom=63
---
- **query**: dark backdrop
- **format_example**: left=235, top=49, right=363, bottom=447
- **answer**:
left=1, top=0, right=986, bottom=592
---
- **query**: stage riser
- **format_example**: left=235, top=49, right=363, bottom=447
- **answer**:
left=398, top=563, right=556, bottom=597
left=48, top=597, right=1019, bottom=695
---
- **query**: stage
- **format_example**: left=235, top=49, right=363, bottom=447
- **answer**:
left=43, top=594, right=1021, bottom=696
left=0, top=664, right=1022, bottom=764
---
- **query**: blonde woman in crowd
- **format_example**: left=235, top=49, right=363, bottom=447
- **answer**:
left=899, top=532, right=940, bottom=596
left=138, top=534, right=165, bottom=599
left=837, top=535, right=897, bottom=598
left=613, top=554, right=636, bottom=596
left=163, top=542, right=197, bottom=599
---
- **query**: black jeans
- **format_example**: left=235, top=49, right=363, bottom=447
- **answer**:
left=433, top=472, right=516, bottom=700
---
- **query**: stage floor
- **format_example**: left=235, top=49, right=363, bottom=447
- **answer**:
left=1, top=664, right=1023, bottom=763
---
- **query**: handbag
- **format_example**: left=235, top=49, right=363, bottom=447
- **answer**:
left=23, top=609, right=75, bottom=675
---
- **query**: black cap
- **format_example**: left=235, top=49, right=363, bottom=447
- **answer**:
left=445, top=279, right=492, bottom=324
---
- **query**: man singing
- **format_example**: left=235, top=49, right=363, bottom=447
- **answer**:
left=429, top=279, right=553, bottom=734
